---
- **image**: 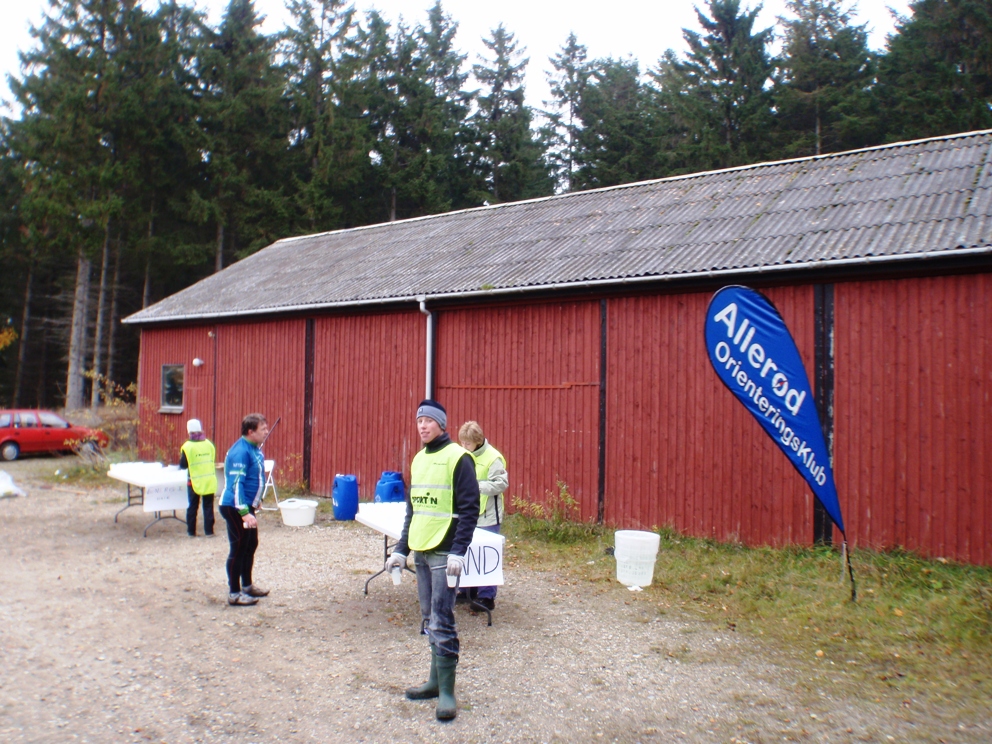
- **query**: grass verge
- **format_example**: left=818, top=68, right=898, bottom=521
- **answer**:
left=502, top=512, right=992, bottom=714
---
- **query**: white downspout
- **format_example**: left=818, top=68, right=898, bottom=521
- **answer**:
left=418, top=297, right=433, bottom=399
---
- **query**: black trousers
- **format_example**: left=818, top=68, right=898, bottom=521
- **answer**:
left=186, top=485, right=215, bottom=536
left=220, top=505, right=258, bottom=594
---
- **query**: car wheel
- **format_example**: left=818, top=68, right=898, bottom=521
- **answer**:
left=1, top=441, right=19, bottom=461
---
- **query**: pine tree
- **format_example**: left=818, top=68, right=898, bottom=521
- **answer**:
left=191, top=0, right=290, bottom=269
left=544, top=33, right=590, bottom=192
left=6, top=0, right=141, bottom=409
left=470, top=24, right=553, bottom=204
left=572, top=58, right=659, bottom=189
left=652, top=0, right=775, bottom=171
left=414, top=1, right=475, bottom=212
left=875, top=0, right=992, bottom=141
left=283, top=0, right=359, bottom=233
left=775, top=0, right=877, bottom=156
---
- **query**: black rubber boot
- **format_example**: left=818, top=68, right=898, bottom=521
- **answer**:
left=435, top=654, right=458, bottom=721
left=405, top=648, right=439, bottom=700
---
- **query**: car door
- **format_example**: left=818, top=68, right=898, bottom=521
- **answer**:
left=39, top=411, right=73, bottom=452
left=0, top=412, right=14, bottom=446
left=14, top=412, right=42, bottom=453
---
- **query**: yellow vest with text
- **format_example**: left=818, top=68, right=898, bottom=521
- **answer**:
left=408, top=442, right=468, bottom=552
left=181, top=439, right=218, bottom=496
left=471, top=444, right=506, bottom=516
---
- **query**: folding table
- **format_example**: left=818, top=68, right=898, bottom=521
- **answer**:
left=108, top=462, right=189, bottom=537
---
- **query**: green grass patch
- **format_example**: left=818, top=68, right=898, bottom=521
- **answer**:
left=502, top=515, right=992, bottom=710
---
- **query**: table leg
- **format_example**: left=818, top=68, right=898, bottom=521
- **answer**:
left=143, top=510, right=188, bottom=538
left=114, top=484, right=145, bottom=523
left=364, top=534, right=415, bottom=594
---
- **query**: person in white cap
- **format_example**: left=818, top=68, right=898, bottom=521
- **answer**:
left=179, top=419, right=218, bottom=537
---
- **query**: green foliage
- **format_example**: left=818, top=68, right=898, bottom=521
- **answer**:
left=508, top=480, right=605, bottom=543
left=653, top=0, right=776, bottom=171
left=470, top=24, right=554, bottom=204
left=1, top=0, right=990, bottom=408
left=875, top=0, right=992, bottom=141
left=775, top=0, right=878, bottom=155
left=573, top=57, right=663, bottom=189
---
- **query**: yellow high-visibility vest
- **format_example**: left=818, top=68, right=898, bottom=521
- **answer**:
left=180, top=439, right=218, bottom=496
left=408, top=442, right=467, bottom=552
left=470, top=443, right=505, bottom=516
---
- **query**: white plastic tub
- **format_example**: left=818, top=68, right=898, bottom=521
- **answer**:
left=278, top=498, right=318, bottom=527
left=614, top=530, right=661, bottom=587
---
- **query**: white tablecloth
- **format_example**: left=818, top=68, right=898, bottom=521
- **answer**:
left=356, top=502, right=504, bottom=587
left=108, top=462, right=188, bottom=512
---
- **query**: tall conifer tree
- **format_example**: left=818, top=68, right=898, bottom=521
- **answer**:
left=470, top=24, right=552, bottom=203
left=653, top=0, right=775, bottom=170
left=775, top=0, right=876, bottom=156
left=874, top=0, right=992, bottom=140
left=544, top=33, right=590, bottom=192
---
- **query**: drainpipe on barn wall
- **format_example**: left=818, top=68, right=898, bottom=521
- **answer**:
left=418, top=298, right=435, bottom=399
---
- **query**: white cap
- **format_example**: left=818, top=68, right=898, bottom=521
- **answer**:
left=187, top=419, right=203, bottom=434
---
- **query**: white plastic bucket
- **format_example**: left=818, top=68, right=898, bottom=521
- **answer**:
left=278, top=498, right=318, bottom=527
left=614, top=530, right=661, bottom=587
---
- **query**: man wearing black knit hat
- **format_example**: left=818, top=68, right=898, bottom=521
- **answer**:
left=385, top=399, right=480, bottom=721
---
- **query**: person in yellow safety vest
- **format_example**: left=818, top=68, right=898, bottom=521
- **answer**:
left=385, top=400, right=479, bottom=722
left=458, top=421, right=507, bottom=611
left=179, top=419, right=218, bottom=537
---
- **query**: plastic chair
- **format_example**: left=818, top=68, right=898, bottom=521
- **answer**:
left=260, top=459, right=280, bottom=511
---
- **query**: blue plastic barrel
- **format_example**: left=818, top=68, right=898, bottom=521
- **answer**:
left=374, top=471, right=405, bottom=503
left=332, top=474, right=359, bottom=520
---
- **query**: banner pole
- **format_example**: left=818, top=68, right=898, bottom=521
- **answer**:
left=842, top=539, right=856, bottom=602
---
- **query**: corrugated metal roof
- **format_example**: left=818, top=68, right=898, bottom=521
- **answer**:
left=125, top=130, right=992, bottom=324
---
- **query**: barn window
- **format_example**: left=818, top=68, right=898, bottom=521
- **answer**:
left=160, top=365, right=185, bottom=413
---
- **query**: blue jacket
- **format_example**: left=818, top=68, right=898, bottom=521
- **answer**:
left=221, top=437, right=265, bottom=515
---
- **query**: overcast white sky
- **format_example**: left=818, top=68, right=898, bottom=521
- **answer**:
left=2, top=0, right=911, bottom=116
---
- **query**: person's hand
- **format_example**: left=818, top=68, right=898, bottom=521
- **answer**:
left=385, top=552, right=406, bottom=571
left=242, top=513, right=258, bottom=529
left=446, top=554, right=465, bottom=577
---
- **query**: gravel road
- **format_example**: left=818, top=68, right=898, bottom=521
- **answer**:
left=0, top=457, right=981, bottom=743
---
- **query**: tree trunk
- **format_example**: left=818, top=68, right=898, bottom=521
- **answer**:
left=105, top=241, right=122, bottom=397
left=12, top=264, right=33, bottom=407
left=390, top=186, right=396, bottom=222
left=815, top=96, right=822, bottom=156
left=35, top=322, right=48, bottom=409
left=65, top=251, right=91, bottom=411
left=215, top=221, right=224, bottom=273
left=90, top=221, right=111, bottom=408
left=142, top=257, right=152, bottom=308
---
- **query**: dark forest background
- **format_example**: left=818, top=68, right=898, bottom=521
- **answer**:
left=1, top=0, right=989, bottom=410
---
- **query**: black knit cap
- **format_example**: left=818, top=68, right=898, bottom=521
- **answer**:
left=416, top=399, right=447, bottom=430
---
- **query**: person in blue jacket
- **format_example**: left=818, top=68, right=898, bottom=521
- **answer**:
left=219, top=413, right=270, bottom=606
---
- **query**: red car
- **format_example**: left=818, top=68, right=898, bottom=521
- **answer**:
left=0, top=410, right=109, bottom=461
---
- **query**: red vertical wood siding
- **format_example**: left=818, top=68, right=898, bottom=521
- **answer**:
left=309, top=311, right=425, bottom=497
left=605, top=287, right=816, bottom=546
left=138, top=320, right=305, bottom=485
left=436, top=301, right=602, bottom=521
left=213, top=319, right=307, bottom=486
left=135, top=270, right=992, bottom=564
left=834, top=274, right=992, bottom=564
left=137, top=326, right=217, bottom=463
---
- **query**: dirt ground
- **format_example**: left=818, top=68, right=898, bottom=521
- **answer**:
left=1, top=457, right=987, bottom=744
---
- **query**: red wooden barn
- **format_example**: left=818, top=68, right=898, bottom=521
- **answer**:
left=125, top=131, right=992, bottom=565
